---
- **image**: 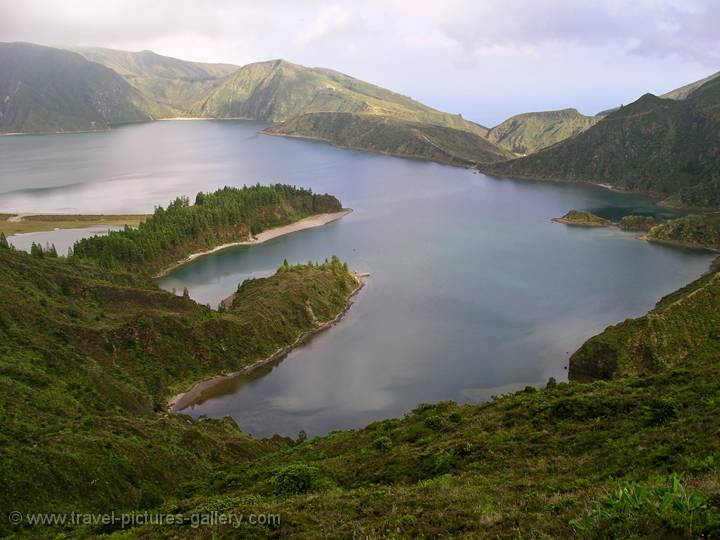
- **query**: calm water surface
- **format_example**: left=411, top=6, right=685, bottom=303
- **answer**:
left=0, top=120, right=713, bottom=437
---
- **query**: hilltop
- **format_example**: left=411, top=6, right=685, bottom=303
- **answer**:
left=484, top=77, right=720, bottom=208
left=69, top=46, right=239, bottom=112
left=189, top=58, right=489, bottom=135
left=487, top=108, right=599, bottom=154
left=1, top=43, right=512, bottom=166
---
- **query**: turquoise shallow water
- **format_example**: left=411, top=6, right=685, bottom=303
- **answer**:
left=0, top=120, right=713, bottom=437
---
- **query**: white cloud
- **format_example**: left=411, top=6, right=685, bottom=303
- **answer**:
left=296, top=5, right=355, bottom=46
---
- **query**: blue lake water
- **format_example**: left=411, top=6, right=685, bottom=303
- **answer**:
left=0, top=120, right=713, bottom=437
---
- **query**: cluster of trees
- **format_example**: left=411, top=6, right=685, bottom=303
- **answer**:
left=0, top=234, right=58, bottom=257
left=278, top=255, right=349, bottom=276
left=30, top=242, right=58, bottom=258
left=72, top=184, right=341, bottom=271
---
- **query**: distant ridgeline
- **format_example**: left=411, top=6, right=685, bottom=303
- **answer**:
left=5, top=41, right=720, bottom=179
left=484, top=77, right=720, bottom=208
left=71, top=185, right=341, bottom=273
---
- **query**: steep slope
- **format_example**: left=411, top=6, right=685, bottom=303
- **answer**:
left=570, top=257, right=720, bottom=381
left=0, top=207, right=358, bottom=522
left=484, top=78, right=720, bottom=208
left=487, top=72, right=720, bottom=154
left=487, top=108, right=599, bottom=154
left=191, top=59, right=489, bottom=135
left=595, top=70, right=720, bottom=117
left=0, top=42, right=168, bottom=133
left=68, top=46, right=239, bottom=112
left=661, top=70, right=720, bottom=100
left=264, top=112, right=513, bottom=165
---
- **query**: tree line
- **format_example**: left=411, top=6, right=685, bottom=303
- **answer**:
left=71, top=184, right=341, bottom=272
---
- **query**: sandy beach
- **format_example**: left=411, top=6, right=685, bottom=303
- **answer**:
left=167, top=272, right=369, bottom=412
left=154, top=209, right=353, bottom=278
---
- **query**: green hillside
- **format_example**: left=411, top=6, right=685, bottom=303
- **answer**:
left=68, top=46, right=239, bottom=112
left=484, top=78, right=720, bottom=208
left=597, top=70, right=720, bottom=117
left=2, top=237, right=720, bottom=538
left=487, top=108, right=599, bottom=154
left=0, top=244, right=358, bottom=531
left=191, top=59, right=489, bottom=135
left=4, top=44, right=511, bottom=166
left=264, top=112, right=513, bottom=165
left=661, top=71, right=720, bottom=101
left=570, top=258, right=720, bottom=382
left=0, top=42, right=169, bottom=133
left=645, top=212, right=720, bottom=251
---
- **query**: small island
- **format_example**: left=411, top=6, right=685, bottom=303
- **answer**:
left=553, top=209, right=658, bottom=232
left=551, top=210, right=612, bottom=227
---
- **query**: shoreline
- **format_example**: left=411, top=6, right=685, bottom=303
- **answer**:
left=154, top=209, right=353, bottom=278
left=550, top=217, right=610, bottom=227
left=1, top=213, right=149, bottom=235
left=640, top=235, right=720, bottom=254
left=167, top=272, right=369, bottom=412
left=261, top=130, right=476, bottom=168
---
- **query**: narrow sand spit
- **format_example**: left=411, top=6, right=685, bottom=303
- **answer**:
left=155, top=209, right=353, bottom=278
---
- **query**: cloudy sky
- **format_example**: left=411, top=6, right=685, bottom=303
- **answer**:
left=2, top=0, right=718, bottom=125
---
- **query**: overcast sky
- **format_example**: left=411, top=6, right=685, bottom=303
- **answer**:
left=2, top=0, right=718, bottom=126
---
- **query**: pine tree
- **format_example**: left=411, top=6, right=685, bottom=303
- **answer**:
left=182, top=287, right=190, bottom=299
left=0, top=232, right=9, bottom=250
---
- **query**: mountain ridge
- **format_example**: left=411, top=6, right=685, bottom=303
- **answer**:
left=0, top=42, right=170, bottom=133
left=483, top=77, right=720, bottom=208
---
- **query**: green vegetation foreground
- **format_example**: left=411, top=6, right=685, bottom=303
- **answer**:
left=2, top=189, right=720, bottom=538
left=0, top=244, right=358, bottom=535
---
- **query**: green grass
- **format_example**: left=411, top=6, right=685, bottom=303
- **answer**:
left=2, top=238, right=720, bottom=538
left=3, top=185, right=720, bottom=538
left=0, top=214, right=148, bottom=235
left=119, top=353, right=720, bottom=539
left=487, top=108, right=599, bottom=154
